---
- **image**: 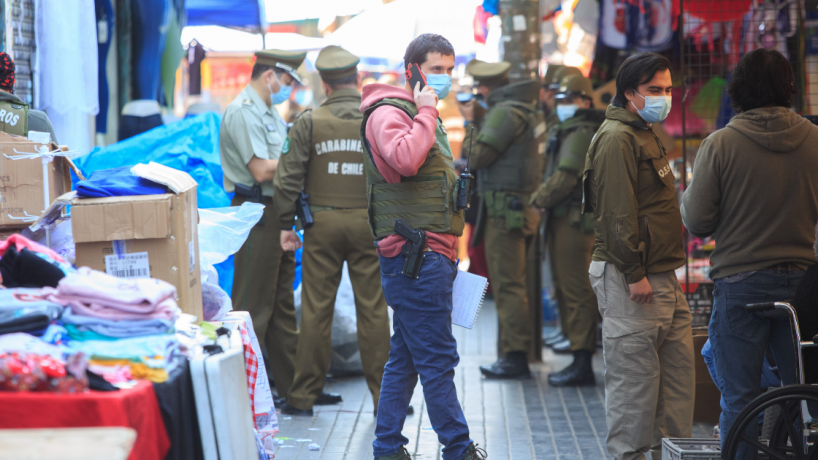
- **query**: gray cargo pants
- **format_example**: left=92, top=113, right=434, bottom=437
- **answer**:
left=589, top=261, right=695, bottom=460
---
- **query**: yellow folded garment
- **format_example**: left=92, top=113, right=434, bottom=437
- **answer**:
left=89, top=359, right=170, bottom=384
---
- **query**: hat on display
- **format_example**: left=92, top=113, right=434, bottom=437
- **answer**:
left=466, top=59, right=511, bottom=85
left=254, top=49, right=307, bottom=85
left=556, top=75, right=593, bottom=100
left=315, top=46, right=360, bottom=81
left=0, top=53, right=15, bottom=93
left=548, top=66, right=581, bottom=90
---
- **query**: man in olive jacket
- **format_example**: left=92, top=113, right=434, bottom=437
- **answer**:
left=681, top=49, right=818, bottom=460
left=583, top=53, right=694, bottom=460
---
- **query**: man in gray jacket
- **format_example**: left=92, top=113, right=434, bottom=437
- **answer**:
left=681, top=48, right=818, bottom=460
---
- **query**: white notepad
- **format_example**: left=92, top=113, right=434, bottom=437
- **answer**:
left=452, top=270, right=489, bottom=329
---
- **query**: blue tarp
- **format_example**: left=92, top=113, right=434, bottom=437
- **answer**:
left=73, top=113, right=236, bottom=294
left=185, top=0, right=265, bottom=31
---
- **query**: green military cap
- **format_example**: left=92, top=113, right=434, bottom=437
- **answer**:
left=556, top=74, right=593, bottom=100
left=254, top=49, right=307, bottom=84
left=315, top=46, right=360, bottom=81
left=542, top=64, right=565, bottom=87
left=548, top=66, right=582, bottom=90
left=466, top=59, right=511, bottom=85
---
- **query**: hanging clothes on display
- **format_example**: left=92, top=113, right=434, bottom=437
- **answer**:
left=131, top=0, right=172, bottom=101
left=35, top=0, right=99, bottom=154
left=599, top=0, right=676, bottom=51
left=159, top=1, right=184, bottom=109
left=95, top=0, right=114, bottom=135
left=187, top=40, right=206, bottom=96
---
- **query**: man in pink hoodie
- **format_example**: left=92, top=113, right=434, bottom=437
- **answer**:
left=360, top=34, right=485, bottom=460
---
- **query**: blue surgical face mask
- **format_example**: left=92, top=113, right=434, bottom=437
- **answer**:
left=556, top=104, right=579, bottom=122
left=269, top=72, right=293, bottom=106
left=425, top=73, right=451, bottom=99
left=632, top=91, right=671, bottom=123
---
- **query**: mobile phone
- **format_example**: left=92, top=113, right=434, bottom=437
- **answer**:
left=405, top=63, right=426, bottom=91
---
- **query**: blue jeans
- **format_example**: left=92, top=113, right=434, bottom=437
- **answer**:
left=710, top=269, right=803, bottom=460
left=373, top=253, right=472, bottom=460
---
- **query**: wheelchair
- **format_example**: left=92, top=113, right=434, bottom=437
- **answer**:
left=723, top=301, right=818, bottom=460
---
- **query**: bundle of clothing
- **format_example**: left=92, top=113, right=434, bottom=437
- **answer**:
left=0, top=333, right=88, bottom=393
left=41, top=268, right=181, bottom=384
left=0, top=234, right=74, bottom=289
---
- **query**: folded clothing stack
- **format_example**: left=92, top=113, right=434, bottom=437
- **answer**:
left=0, top=234, right=74, bottom=289
left=0, top=289, right=64, bottom=335
left=43, top=268, right=181, bottom=383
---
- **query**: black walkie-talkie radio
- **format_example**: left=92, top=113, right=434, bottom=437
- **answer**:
left=455, top=126, right=475, bottom=210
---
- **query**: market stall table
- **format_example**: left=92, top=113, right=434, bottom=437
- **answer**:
left=0, top=380, right=170, bottom=460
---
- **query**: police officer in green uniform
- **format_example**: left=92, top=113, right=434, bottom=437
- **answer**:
left=219, top=49, right=305, bottom=402
left=531, top=75, right=605, bottom=386
left=461, top=59, right=546, bottom=380
left=273, top=46, right=390, bottom=416
left=0, top=52, right=57, bottom=142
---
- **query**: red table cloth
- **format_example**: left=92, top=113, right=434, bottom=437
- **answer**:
left=0, top=380, right=171, bottom=460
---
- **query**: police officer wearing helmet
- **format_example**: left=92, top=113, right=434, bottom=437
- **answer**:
left=531, top=74, right=605, bottom=386
left=274, top=46, right=390, bottom=416
left=0, top=52, right=57, bottom=142
left=461, top=59, right=546, bottom=380
left=220, top=49, right=305, bottom=403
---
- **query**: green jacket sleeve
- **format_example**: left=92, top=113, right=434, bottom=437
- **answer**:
left=273, top=113, right=311, bottom=229
left=530, top=170, right=577, bottom=209
left=680, top=137, right=720, bottom=238
left=464, top=105, right=528, bottom=171
left=594, top=134, right=646, bottom=284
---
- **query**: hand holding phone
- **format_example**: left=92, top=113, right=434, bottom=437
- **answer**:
left=405, top=63, right=426, bottom=91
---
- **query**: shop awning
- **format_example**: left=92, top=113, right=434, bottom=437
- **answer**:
left=185, top=0, right=267, bottom=31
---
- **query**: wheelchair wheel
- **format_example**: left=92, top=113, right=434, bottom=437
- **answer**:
left=724, top=385, right=818, bottom=460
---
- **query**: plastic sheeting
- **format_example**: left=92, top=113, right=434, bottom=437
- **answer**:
left=186, top=0, right=265, bottom=31
left=72, top=112, right=230, bottom=209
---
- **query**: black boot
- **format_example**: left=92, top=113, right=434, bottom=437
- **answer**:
left=314, top=392, right=343, bottom=405
left=548, top=350, right=595, bottom=387
left=480, top=352, right=531, bottom=379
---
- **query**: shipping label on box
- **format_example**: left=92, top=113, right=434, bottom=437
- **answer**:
left=104, top=251, right=150, bottom=279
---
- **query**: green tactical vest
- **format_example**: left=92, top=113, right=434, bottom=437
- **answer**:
left=476, top=82, right=546, bottom=195
left=0, top=100, right=28, bottom=136
left=360, top=97, right=464, bottom=239
left=304, top=103, right=368, bottom=209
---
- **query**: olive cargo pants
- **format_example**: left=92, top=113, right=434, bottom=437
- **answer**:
left=485, top=208, right=540, bottom=354
left=589, top=261, right=695, bottom=460
left=547, top=215, right=598, bottom=352
left=287, top=209, right=390, bottom=410
left=232, top=195, right=298, bottom=397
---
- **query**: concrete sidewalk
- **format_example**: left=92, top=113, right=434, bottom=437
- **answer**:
left=271, top=300, right=713, bottom=460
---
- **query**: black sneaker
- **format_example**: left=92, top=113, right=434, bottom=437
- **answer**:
left=280, top=402, right=313, bottom=416
left=480, top=352, right=531, bottom=379
left=314, top=392, right=343, bottom=405
left=462, top=443, right=487, bottom=460
left=545, top=333, right=567, bottom=347
left=551, top=338, right=572, bottom=354
left=375, top=446, right=412, bottom=460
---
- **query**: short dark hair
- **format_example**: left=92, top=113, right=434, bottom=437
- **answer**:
left=612, top=52, right=672, bottom=108
left=403, top=33, right=454, bottom=70
left=251, top=64, right=286, bottom=80
left=325, top=73, right=358, bottom=90
left=728, top=49, right=793, bottom=113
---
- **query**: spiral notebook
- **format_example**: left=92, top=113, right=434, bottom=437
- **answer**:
left=452, top=271, right=489, bottom=329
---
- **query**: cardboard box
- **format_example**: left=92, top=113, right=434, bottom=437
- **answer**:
left=72, top=164, right=203, bottom=319
left=0, top=132, right=72, bottom=227
left=692, top=327, right=721, bottom=424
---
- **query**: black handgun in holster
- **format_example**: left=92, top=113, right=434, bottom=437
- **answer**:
left=394, top=219, right=427, bottom=279
left=235, top=183, right=265, bottom=224
left=295, top=191, right=314, bottom=229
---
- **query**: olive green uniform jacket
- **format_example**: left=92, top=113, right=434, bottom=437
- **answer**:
left=582, top=106, right=685, bottom=285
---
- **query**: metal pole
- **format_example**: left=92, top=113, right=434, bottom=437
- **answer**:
left=680, top=0, right=690, bottom=291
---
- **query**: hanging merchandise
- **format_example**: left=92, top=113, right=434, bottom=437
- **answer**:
left=187, top=40, right=206, bottom=96
left=686, top=0, right=752, bottom=22
left=599, top=0, right=676, bottom=52
left=482, top=0, right=499, bottom=16
left=35, top=0, right=99, bottom=154
left=159, top=3, right=185, bottom=109
left=95, top=0, right=114, bottom=135
left=131, top=0, right=172, bottom=101
left=473, top=5, right=492, bottom=45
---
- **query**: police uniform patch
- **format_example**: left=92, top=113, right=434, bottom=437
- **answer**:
left=282, top=137, right=290, bottom=154
left=242, top=99, right=253, bottom=107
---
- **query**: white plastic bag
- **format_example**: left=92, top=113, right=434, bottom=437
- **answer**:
left=197, top=202, right=265, bottom=269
